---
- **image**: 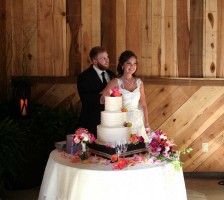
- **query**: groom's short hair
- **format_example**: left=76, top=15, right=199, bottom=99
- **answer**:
left=89, top=46, right=107, bottom=61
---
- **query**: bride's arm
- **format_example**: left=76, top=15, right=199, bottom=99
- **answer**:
left=139, top=80, right=149, bottom=128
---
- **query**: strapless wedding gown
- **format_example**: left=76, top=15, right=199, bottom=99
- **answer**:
left=117, top=78, right=149, bottom=142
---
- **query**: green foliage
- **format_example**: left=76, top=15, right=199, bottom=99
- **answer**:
left=181, top=148, right=193, bottom=155
left=0, top=117, right=27, bottom=189
left=0, top=101, right=79, bottom=191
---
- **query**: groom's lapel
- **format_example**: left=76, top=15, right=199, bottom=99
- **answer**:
left=89, top=65, right=103, bottom=86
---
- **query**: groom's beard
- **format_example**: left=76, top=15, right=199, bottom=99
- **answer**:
left=96, top=63, right=109, bottom=71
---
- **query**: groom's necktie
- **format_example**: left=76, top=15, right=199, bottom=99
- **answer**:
left=101, top=72, right=107, bottom=87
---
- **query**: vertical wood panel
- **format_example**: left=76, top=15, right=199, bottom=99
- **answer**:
left=216, top=0, right=224, bottom=77
left=161, top=0, right=177, bottom=77
left=81, top=0, right=101, bottom=71
left=92, top=0, right=101, bottom=47
left=177, top=0, right=190, bottom=77
left=141, top=0, right=152, bottom=76
left=12, top=0, right=23, bottom=75
left=0, top=0, right=7, bottom=99
left=53, top=0, right=66, bottom=76
left=5, top=0, right=12, bottom=77
left=66, top=0, right=81, bottom=76
left=203, top=0, right=217, bottom=77
left=38, top=0, right=54, bottom=75
left=126, top=0, right=141, bottom=75
left=101, top=0, right=116, bottom=71
left=81, top=0, right=92, bottom=71
left=3, top=0, right=224, bottom=79
left=23, top=0, right=37, bottom=76
left=151, top=0, right=161, bottom=76
left=190, top=0, right=203, bottom=77
left=116, top=0, right=126, bottom=68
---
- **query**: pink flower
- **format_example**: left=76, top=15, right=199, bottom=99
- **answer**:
left=137, top=136, right=144, bottom=143
left=110, top=87, right=122, bottom=97
left=73, top=128, right=95, bottom=144
left=132, top=154, right=143, bottom=162
left=89, top=134, right=96, bottom=143
left=73, top=136, right=81, bottom=144
left=75, top=128, right=89, bottom=136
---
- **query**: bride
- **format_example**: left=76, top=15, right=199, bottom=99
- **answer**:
left=100, top=50, right=150, bottom=141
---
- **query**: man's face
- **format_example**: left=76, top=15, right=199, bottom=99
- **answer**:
left=93, top=52, right=109, bottom=70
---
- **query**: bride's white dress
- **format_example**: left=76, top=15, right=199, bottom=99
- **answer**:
left=117, top=78, right=149, bottom=142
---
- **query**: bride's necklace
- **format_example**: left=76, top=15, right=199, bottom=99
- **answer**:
left=124, top=78, right=135, bottom=85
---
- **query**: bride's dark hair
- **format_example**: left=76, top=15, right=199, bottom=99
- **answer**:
left=117, top=50, right=137, bottom=76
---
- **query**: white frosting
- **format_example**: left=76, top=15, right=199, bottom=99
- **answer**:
left=97, top=125, right=130, bottom=143
left=105, top=96, right=122, bottom=112
left=101, top=111, right=126, bottom=127
left=97, top=96, right=130, bottom=144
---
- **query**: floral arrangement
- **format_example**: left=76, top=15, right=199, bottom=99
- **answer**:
left=63, top=128, right=193, bottom=170
left=130, top=134, right=144, bottom=145
left=147, top=130, right=175, bottom=158
left=110, top=87, right=122, bottom=97
left=73, top=128, right=95, bottom=160
left=73, top=128, right=95, bottom=144
left=146, top=129, right=193, bottom=170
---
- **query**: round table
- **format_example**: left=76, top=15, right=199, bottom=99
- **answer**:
left=38, top=150, right=187, bottom=200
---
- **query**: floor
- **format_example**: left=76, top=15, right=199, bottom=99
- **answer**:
left=1, top=178, right=224, bottom=200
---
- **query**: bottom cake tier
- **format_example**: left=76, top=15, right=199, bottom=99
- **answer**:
left=88, top=142, right=147, bottom=159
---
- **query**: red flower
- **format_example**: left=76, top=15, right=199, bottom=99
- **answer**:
left=111, top=154, right=118, bottom=162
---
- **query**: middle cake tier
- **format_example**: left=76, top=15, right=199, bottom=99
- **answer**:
left=101, top=111, right=126, bottom=127
left=97, top=125, right=130, bottom=144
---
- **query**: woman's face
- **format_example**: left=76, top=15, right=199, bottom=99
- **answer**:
left=123, top=57, right=137, bottom=75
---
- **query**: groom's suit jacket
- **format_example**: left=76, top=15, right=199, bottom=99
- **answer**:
left=77, top=65, right=115, bottom=136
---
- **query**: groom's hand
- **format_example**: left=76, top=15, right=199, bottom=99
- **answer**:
left=100, top=94, right=105, bottom=104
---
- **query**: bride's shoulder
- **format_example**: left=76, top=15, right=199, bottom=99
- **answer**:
left=135, top=78, right=143, bottom=86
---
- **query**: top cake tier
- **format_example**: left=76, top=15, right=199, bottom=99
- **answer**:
left=105, top=96, right=122, bottom=112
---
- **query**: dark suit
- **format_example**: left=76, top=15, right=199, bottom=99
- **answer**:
left=77, top=65, right=115, bottom=136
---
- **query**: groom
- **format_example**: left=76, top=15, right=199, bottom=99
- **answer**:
left=77, top=46, right=115, bottom=137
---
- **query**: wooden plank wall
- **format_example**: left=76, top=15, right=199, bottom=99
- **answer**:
left=31, top=78, right=224, bottom=172
left=0, top=0, right=7, bottom=99
left=1, top=0, right=224, bottom=78
left=1, top=0, right=224, bottom=172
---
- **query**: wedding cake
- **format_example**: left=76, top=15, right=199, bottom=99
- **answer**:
left=96, top=96, right=130, bottom=144
left=89, top=88, right=146, bottom=159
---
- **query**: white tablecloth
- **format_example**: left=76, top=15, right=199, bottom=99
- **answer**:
left=38, top=150, right=187, bottom=200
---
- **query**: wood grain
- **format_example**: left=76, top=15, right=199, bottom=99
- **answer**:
left=190, top=0, right=203, bottom=77
left=203, top=0, right=217, bottom=78
left=216, top=0, right=224, bottom=77
left=116, top=0, right=126, bottom=69
left=3, top=0, right=224, bottom=78
left=177, top=0, right=190, bottom=77
left=101, top=0, right=116, bottom=71
left=151, top=0, right=161, bottom=76
left=38, top=0, right=54, bottom=75
left=23, top=0, right=38, bottom=76
left=141, top=0, right=152, bottom=76
left=31, top=78, right=224, bottom=172
left=66, top=0, right=81, bottom=76
left=126, top=0, right=141, bottom=75
left=53, top=0, right=66, bottom=76
left=0, top=0, right=7, bottom=99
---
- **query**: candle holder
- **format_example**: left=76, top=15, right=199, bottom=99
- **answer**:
left=11, top=76, right=31, bottom=118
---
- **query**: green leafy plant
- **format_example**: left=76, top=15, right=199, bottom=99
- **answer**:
left=0, top=101, right=80, bottom=191
left=0, top=117, right=27, bottom=191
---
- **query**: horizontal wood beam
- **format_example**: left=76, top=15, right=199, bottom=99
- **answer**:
left=29, top=76, right=224, bottom=86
